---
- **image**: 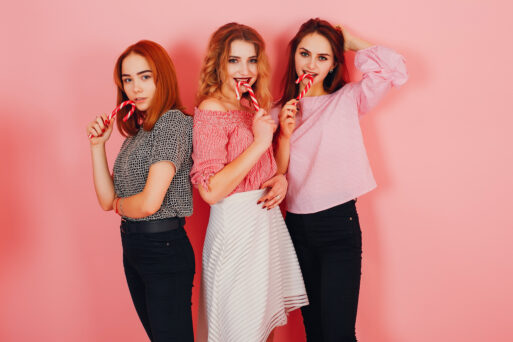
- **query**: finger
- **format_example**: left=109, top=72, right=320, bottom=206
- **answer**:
left=92, top=123, right=103, bottom=137
left=264, top=194, right=282, bottom=209
left=255, top=108, right=265, bottom=118
left=96, top=116, right=106, bottom=132
left=258, top=190, right=276, bottom=205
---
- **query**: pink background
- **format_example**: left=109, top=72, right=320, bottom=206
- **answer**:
left=1, top=0, right=512, bottom=341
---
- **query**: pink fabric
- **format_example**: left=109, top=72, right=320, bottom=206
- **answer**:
left=271, top=45, right=408, bottom=214
left=190, top=108, right=277, bottom=196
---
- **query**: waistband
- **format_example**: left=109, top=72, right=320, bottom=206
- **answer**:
left=120, top=217, right=185, bottom=234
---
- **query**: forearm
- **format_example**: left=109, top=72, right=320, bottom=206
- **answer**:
left=90, top=144, right=116, bottom=210
left=275, top=135, right=290, bottom=174
left=347, top=35, right=373, bottom=52
left=118, top=192, right=158, bottom=219
left=199, top=141, right=268, bottom=204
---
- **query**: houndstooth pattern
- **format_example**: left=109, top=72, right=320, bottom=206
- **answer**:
left=113, top=110, right=193, bottom=221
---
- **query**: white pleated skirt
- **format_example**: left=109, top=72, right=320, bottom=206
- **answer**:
left=197, top=189, right=308, bottom=342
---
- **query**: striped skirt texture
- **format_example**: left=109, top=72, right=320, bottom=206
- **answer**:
left=197, top=189, right=308, bottom=342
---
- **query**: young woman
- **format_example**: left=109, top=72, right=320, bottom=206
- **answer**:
left=190, top=23, right=308, bottom=342
left=273, top=18, right=408, bottom=342
left=86, top=40, right=195, bottom=342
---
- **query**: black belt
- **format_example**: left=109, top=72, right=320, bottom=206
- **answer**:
left=120, top=217, right=185, bottom=234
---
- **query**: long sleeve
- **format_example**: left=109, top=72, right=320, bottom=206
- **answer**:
left=190, top=108, right=229, bottom=191
left=351, top=45, right=408, bottom=115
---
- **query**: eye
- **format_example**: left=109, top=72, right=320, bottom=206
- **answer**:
left=249, top=58, right=258, bottom=64
left=122, top=78, right=131, bottom=84
left=142, top=74, right=152, bottom=80
left=300, top=51, right=309, bottom=57
left=318, top=56, right=328, bottom=61
left=228, top=58, right=238, bottom=63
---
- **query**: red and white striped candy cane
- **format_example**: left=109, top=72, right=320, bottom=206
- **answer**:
left=296, top=74, right=315, bottom=100
left=236, top=81, right=260, bottom=111
left=88, top=100, right=136, bottom=139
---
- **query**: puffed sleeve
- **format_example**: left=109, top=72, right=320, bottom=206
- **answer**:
left=149, top=110, right=192, bottom=171
left=190, top=108, right=229, bottom=190
left=351, top=45, right=408, bottom=115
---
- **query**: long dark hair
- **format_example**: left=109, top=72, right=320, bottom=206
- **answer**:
left=278, top=18, right=348, bottom=106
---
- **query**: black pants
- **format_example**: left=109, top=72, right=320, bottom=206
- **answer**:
left=121, top=224, right=195, bottom=342
left=285, top=200, right=362, bottom=342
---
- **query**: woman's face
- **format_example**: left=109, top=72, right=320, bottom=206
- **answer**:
left=294, top=33, right=335, bottom=90
left=121, top=53, right=156, bottom=112
left=223, top=39, right=258, bottom=96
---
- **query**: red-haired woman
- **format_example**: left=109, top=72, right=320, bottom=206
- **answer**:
left=190, top=23, right=308, bottom=342
left=273, top=19, right=408, bottom=342
left=86, top=40, right=195, bottom=342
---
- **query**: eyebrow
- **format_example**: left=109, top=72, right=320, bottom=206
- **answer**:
left=299, top=47, right=331, bottom=57
left=121, top=70, right=152, bottom=77
left=228, top=55, right=258, bottom=59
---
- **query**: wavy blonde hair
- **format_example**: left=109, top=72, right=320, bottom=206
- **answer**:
left=197, top=23, right=272, bottom=111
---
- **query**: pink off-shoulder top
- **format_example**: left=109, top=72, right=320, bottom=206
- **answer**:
left=190, top=108, right=277, bottom=196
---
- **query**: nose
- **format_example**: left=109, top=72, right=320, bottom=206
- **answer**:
left=132, top=78, right=142, bottom=93
left=240, top=61, right=249, bottom=75
left=307, top=57, right=316, bottom=70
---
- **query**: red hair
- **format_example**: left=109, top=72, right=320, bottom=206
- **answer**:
left=113, top=40, right=186, bottom=137
left=196, top=23, right=272, bottom=111
left=278, top=18, right=348, bottom=106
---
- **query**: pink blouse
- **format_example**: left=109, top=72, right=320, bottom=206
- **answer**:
left=271, top=45, right=408, bottom=214
left=190, top=108, right=277, bottom=196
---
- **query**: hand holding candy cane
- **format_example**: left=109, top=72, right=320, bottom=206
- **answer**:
left=235, top=81, right=260, bottom=111
left=296, top=73, right=314, bottom=100
left=87, top=101, right=136, bottom=139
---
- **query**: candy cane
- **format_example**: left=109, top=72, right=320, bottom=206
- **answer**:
left=88, top=100, right=136, bottom=139
left=296, top=74, right=315, bottom=100
left=236, top=81, right=260, bottom=111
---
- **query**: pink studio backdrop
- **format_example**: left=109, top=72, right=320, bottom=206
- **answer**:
left=1, top=0, right=512, bottom=341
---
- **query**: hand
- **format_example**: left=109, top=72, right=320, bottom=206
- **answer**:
left=257, top=173, right=287, bottom=210
left=279, top=99, right=298, bottom=139
left=87, top=114, right=114, bottom=145
left=252, top=108, right=277, bottom=149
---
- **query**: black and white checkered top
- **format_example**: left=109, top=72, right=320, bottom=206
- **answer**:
left=113, top=109, right=193, bottom=221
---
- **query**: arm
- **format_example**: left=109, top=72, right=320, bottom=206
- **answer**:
left=274, top=99, right=298, bottom=174
left=341, top=27, right=408, bottom=114
left=87, top=114, right=116, bottom=211
left=341, top=27, right=373, bottom=52
left=115, top=161, right=176, bottom=218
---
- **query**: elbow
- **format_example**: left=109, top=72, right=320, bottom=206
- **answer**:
left=99, top=200, right=113, bottom=212
left=141, top=201, right=161, bottom=217
left=198, top=186, right=222, bottom=205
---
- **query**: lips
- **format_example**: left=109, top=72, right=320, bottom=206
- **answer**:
left=302, top=71, right=318, bottom=78
left=234, top=77, right=252, bottom=84
left=134, top=97, right=146, bottom=103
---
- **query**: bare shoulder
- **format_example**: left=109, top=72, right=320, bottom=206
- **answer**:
left=198, top=97, right=228, bottom=112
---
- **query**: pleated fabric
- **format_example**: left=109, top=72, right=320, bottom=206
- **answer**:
left=197, top=189, right=308, bottom=342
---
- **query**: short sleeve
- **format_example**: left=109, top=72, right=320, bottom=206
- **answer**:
left=351, top=45, right=408, bottom=115
left=190, top=108, right=229, bottom=190
left=149, top=110, right=192, bottom=171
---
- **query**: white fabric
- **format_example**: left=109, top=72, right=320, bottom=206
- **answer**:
left=197, top=189, right=308, bottom=342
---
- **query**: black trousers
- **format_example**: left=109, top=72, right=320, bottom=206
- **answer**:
left=121, top=223, right=195, bottom=342
left=285, top=200, right=362, bottom=342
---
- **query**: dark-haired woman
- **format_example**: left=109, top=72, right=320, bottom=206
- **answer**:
left=86, top=40, right=195, bottom=342
left=272, top=19, right=408, bottom=342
